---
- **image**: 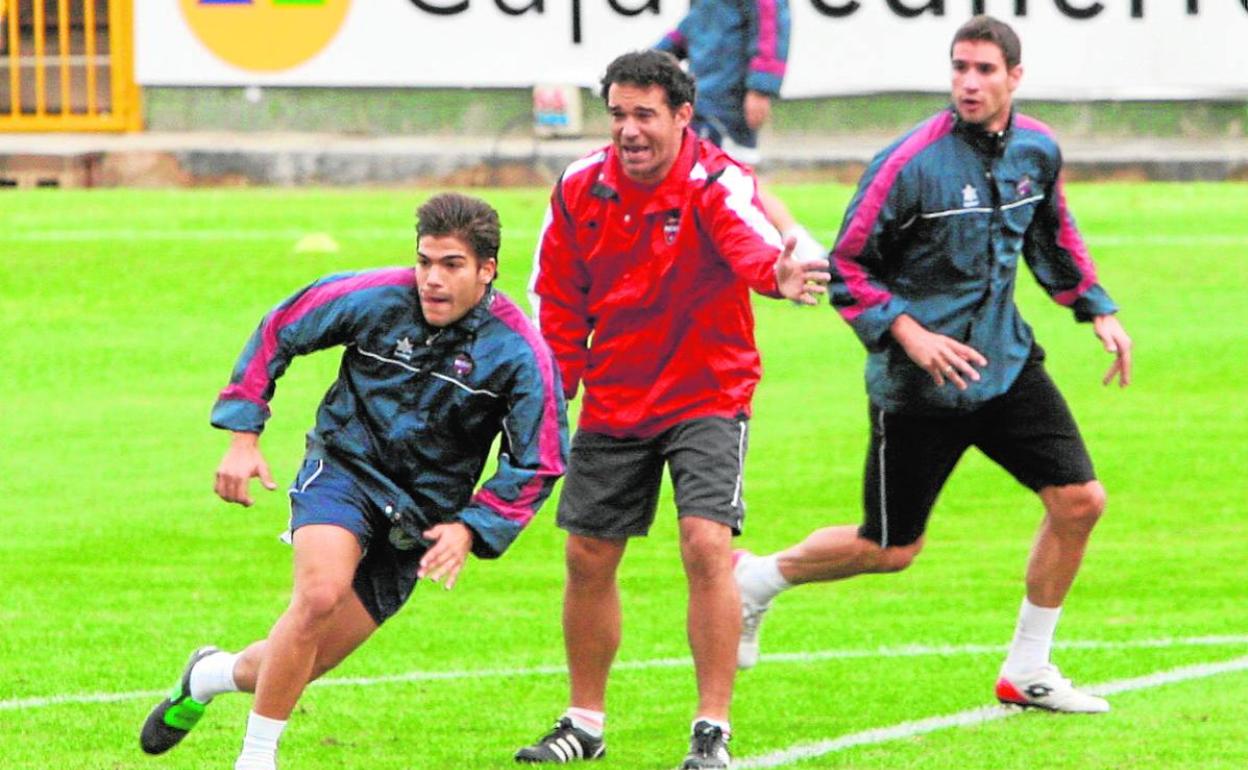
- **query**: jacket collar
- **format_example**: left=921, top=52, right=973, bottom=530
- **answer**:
left=951, top=105, right=1014, bottom=158
left=594, top=128, right=700, bottom=214
left=416, top=284, right=495, bottom=343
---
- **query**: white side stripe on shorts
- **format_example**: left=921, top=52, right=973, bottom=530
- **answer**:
left=731, top=420, right=747, bottom=509
left=877, top=410, right=889, bottom=548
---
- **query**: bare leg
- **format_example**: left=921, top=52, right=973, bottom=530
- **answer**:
left=249, top=525, right=366, bottom=719
left=775, top=525, right=924, bottom=584
left=680, top=517, right=738, bottom=721
left=229, top=588, right=377, bottom=694
left=564, top=534, right=628, bottom=711
left=1026, top=481, right=1106, bottom=607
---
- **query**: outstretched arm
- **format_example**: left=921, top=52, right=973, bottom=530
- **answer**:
left=773, top=235, right=830, bottom=305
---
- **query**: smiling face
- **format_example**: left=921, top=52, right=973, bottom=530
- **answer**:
left=607, top=82, right=692, bottom=185
left=951, top=39, right=1022, bottom=133
left=415, top=234, right=496, bottom=328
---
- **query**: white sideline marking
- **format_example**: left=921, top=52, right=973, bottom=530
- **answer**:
left=737, top=655, right=1248, bottom=769
left=2, top=634, right=1246, bottom=712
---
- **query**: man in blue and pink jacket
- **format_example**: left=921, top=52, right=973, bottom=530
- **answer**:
left=732, top=16, right=1134, bottom=716
left=138, top=193, right=568, bottom=770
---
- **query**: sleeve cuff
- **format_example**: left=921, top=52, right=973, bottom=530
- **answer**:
left=1071, top=285, right=1118, bottom=322
left=210, top=398, right=269, bottom=434
left=850, top=299, right=909, bottom=353
left=456, top=507, right=520, bottom=560
left=745, top=72, right=783, bottom=96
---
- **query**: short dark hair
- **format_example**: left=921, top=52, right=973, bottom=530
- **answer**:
left=951, top=15, right=1021, bottom=69
left=416, top=192, right=501, bottom=268
left=599, top=50, right=696, bottom=111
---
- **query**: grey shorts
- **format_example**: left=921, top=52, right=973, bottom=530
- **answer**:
left=556, top=416, right=749, bottom=538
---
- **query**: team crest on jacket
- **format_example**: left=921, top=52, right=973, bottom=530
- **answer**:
left=962, top=184, right=980, bottom=208
left=663, top=212, right=681, bottom=244
left=1016, top=175, right=1033, bottom=197
left=452, top=353, right=474, bottom=378
left=395, top=336, right=415, bottom=361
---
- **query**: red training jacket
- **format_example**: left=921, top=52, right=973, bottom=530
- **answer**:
left=530, top=129, right=783, bottom=438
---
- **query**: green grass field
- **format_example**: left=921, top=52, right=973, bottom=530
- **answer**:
left=1, top=183, right=1246, bottom=769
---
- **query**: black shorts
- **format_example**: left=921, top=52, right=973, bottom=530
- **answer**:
left=288, top=456, right=426, bottom=625
left=859, top=354, right=1096, bottom=548
left=556, top=416, right=749, bottom=538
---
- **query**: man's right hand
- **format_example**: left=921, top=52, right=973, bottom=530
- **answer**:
left=214, top=432, right=277, bottom=506
left=890, top=314, right=988, bottom=391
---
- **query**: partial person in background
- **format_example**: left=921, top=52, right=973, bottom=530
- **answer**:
left=656, top=0, right=825, bottom=263
left=515, top=50, right=829, bottom=769
left=733, top=16, right=1132, bottom=714
left=138, top=193, right=568, bottom=770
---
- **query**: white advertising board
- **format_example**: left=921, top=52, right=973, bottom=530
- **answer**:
left=135, top=1, right=1248, bottom=100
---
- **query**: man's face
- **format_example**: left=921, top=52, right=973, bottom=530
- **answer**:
left=951, top=40, right=1022, bottom=133
left=416, top=234, right=496, bottom=328
left=607, top=82, right=692, bottom=185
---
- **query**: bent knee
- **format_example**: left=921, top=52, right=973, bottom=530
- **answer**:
left=1045, top=481, right=1107, bottom=527
left=862, top=538, right=923, bottom=573
left=291, top=581, right=353, bottom=623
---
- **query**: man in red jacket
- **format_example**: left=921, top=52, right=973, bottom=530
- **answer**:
left=515, top=50, right=829, bottom=769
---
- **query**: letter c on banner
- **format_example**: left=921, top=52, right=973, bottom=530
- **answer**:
left=409, top=0, right=469, bottom=15
left=1054, top=0, right=1103, bottom=18
left=811, top=0, right=860, bottom=17
left=885, top=0, right=944, bottom=18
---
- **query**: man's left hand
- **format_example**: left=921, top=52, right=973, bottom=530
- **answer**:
left=775, top=235, right=831, bottom=305
left=418, top=522, right=474, bottom=590
left=1093, top=314, right=1132, bottom=387
left=744, top=91, right=772, bottom=131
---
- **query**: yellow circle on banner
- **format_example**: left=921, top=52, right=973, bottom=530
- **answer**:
left=180, top=0, right=352, bottom=73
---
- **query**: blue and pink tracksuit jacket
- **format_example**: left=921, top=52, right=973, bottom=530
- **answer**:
left=828, top=108, right=1119, bottom=415
left=655, top=0, right=790, bottom=149
left=210, top=270, right=568, bottom=558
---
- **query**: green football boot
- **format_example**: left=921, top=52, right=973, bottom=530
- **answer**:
left=139, top=645, right=221, bottom=754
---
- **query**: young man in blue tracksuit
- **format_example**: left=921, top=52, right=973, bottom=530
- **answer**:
left=138, top=193, right=568, bottom=770
left=733, top=16, right=1133, bottom=712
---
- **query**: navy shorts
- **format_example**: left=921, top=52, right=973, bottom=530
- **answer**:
left=859, top=351, right=1097, bottom=548
left=288, top=456, right=426, bottom=625
left=556, top=416, right=749, bottom=539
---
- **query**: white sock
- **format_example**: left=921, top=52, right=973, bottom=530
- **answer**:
left=189, top=650, right=241, bottom=703
left=692, top=716, right=731, bottom=739
left=782, top=224, right=827, bottom=263
left=738, top=553, right=791, bottom=606
left=564, top=707, right=605, bottom=738
left=234, top=711, right=286, bottom=770
left=1001, top=598, right=1062, bottom=676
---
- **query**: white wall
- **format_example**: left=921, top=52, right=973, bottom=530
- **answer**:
left=135, top=0, right=1248, bottom=100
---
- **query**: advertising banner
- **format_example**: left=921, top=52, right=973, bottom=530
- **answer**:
left=135, top=1, right=1248, bottom=100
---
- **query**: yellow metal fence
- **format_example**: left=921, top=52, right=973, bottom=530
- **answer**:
left=1, top=0, right=140, bottom=131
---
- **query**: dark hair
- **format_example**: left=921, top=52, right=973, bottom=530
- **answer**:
left=951, top=15, right=1021, bottom=69
left=416, top=192, right=501, bottom=268
left=599, top=50, right=696, bottom=111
